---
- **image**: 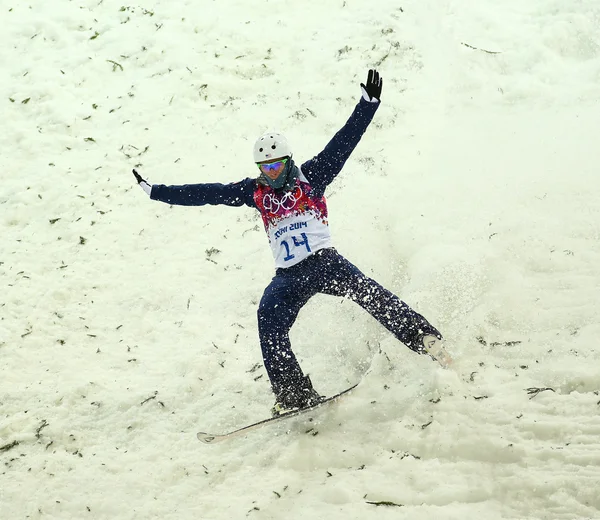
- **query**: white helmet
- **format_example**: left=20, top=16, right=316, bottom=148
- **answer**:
left=253, top=132, right=292, bottom=163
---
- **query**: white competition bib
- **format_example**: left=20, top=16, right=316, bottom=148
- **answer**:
left=254, top=172, right=332, bottom=268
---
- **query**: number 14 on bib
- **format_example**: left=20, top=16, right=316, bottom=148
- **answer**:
left=282, top=233, right=311, bottom=262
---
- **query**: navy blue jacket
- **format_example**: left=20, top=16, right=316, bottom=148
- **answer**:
left=150, top=98, right=379, bottom=207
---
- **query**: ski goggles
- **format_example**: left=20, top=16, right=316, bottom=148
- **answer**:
left=257, top=157, right=288, bottom=174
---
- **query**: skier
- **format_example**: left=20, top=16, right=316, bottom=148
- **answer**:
left=132, top=69, right=452, bottom=416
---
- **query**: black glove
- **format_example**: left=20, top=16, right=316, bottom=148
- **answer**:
left=133, top=169, right=152, bottom=196
left=360, top=69, right=383, bottom=102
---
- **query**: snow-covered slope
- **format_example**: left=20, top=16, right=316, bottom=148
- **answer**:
left=1, top=1, right=599, bottom=519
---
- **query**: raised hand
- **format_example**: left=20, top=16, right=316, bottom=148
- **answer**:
left=360, top=69, right=383, bottom=102
left=132, top=169, right=152, bottom=196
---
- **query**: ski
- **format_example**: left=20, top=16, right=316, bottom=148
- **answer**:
left=197, top=383, right=359, bottom=444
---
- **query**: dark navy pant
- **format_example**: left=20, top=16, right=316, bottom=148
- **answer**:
left=257, top=248, right=441, bottom=394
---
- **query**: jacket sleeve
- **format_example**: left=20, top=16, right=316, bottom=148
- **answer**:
left=300, top=97, right=380, bottom=197
left=150, top=177, right=257, bottom=208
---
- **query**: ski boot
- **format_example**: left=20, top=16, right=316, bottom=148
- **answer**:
left=271, top=375, right=324, bottom=417
left=421, top=335, right=453, bottom=368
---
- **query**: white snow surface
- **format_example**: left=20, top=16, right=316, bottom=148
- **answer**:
left=1, top=0, right=600, bottom=519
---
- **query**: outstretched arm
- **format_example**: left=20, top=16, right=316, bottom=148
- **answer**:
left=301, top=70, right=382, bottom=197
left=132, top=169, right=257, bottom=208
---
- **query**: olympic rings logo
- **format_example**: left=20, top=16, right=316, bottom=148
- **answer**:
left=262, top=186, right=303, bottom=213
